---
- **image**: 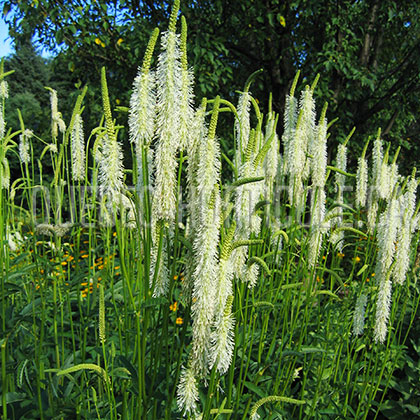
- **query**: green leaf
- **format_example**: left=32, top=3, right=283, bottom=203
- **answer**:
left=357, top=264, right=369, bottom=276
left=0, top=392, right=26, bottom=406
left=244, top=381, right=266, bottom=398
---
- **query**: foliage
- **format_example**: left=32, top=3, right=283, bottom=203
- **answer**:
left=0, top=2, right=420, bottom=420
left=2, top=0, right=420, bottom=172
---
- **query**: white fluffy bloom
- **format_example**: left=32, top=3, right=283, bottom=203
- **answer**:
left=49, top=89, right=57, bottom=117
left=7, top=229, right=23, bottom=252
left=178, top=18, right=195, bottom=150
left=19, top=129, right=33, bottom=164
left=308, top=230, right=322, bottom=269
left=378, top=161, right=391, bottom=200
left=393, top=178, right=417, bottom=284
left=71, top=114, right=85, bottom=181
left=263, top=113, right=279, bottom=198
left=49, top=88, right=66, bottom=138
left=35, top=222, right=73, bottom=237
left=191, top=188, right=221, bottom=374
left=235, top=91, right=251, bottom=160
left=129, top=70, right=155, bottom=144
left=188, top=99, right=222, bottom=373
left=0, top=81, right=8, bottom=139
left=2, top=158, right=9, bottom=189
left=388, top=162, right=399, bottom=196
left=187, top=101, right=208, bottom=230
left=233, top=159, right=264, bottom=282
left=376, top=198, right=399, bottom=281
left=356, top=157, right=368, bottom=207
left=129, top=68, right=156, bottom=172
left=353, top=294, right=368, bottom=336
left=329, top=143, right=346, bottom=249
left=152, top=28, right=182, bottom=224
left=183, top=101, right=209, bottom=298
left=0, top=80, right=8, bottom=99
left=372, top=134, right=383, bottom=197
left=374, top=198, right=399, bottom=343
left=282, top=94, right=297, bottom=175
left=374, top=273, right=392, bottom=343
left=129, top=28, right=159, bottom=190
left=308, top=188, right=326, bottom=268
left=177, top=366, right=199, bottom=416
left=311, top=115, right=328, bottom=189
left=335, top=144, right=347, bottom=190
left=298, top=87, right=316, bottom=181
left=287, top=86, right=315, bottom=210
left=235, top=163, right=261, bottom=236
left=244, top=261, right=260, bottom=288
left=0, top=104, right=4, bottom=140
left=311, top=188, right=326, bottom=231
left=212, top=224, right=235, bottom=326
left=210, top=296, right=235, bottom=374
left=98, top=134, right=125, bottom=214
left=367, top=200, right=378, bottom=233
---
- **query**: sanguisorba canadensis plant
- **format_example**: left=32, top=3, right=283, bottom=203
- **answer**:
left=2, top=3, right=420, bottom=420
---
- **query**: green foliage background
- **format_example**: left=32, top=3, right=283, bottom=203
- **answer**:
left=2, top=0, right=420, bottom=174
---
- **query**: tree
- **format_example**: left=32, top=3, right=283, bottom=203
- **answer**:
left=3, top=0, right=420, bottom=171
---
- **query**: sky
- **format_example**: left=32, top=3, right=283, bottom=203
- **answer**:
left=0, top=18, right=14, bottom=58
left=0, top=17, right=53, bottom=59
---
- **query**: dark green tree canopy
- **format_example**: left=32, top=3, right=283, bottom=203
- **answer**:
left=3, top=0, right=420, bottom=170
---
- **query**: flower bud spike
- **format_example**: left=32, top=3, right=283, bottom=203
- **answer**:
left=168, top=0, right=180, bottom=34
left=343, top=126, right=355, bottom=147
left=289, top=70, right=300, bottom=97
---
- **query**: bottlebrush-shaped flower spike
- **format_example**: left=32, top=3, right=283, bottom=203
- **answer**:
left=263, top=106, right=279, bottom=199
left=189, top=98, right=221, bottom=375
left=210, top=295, right=235, bottom=374
left=308, top=104, right=327, bottom=267
left=353, top=293, right=368, bottom=336
left=235, top=90, right=251, bottom=161
left=311, top=102, right=328, bottom=189
left=178, top=16, right=195, bottom=151
left=287, top=83, right=316, bottom=211
left=71, top=114, right=85, bottom=181
left=190, top=185, right=221, bottom=375
left=47, top=87, right=66, bottom=138
left=0, top=80, right=8, bottom=140
left=177, top=365, right=199, bottom=417
left=282, top=71, right=299, bottom=175
left=393, top=175, right=417, bottom=285
left=356, top=141, right=369, bottom=208
left=99, top=68, right=125, bottom=220
left=129, top=27, right=159, bottom=187
left=374, top=197, right=399, bottom=343
left=19, top=129, right=33, bottom=165
left=183, top=99, right=208, bottom=298
left=152, top=0, right=182, bottom=224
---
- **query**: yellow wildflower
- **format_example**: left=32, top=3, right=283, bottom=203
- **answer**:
left=176, top=317, right=183, bottom=325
